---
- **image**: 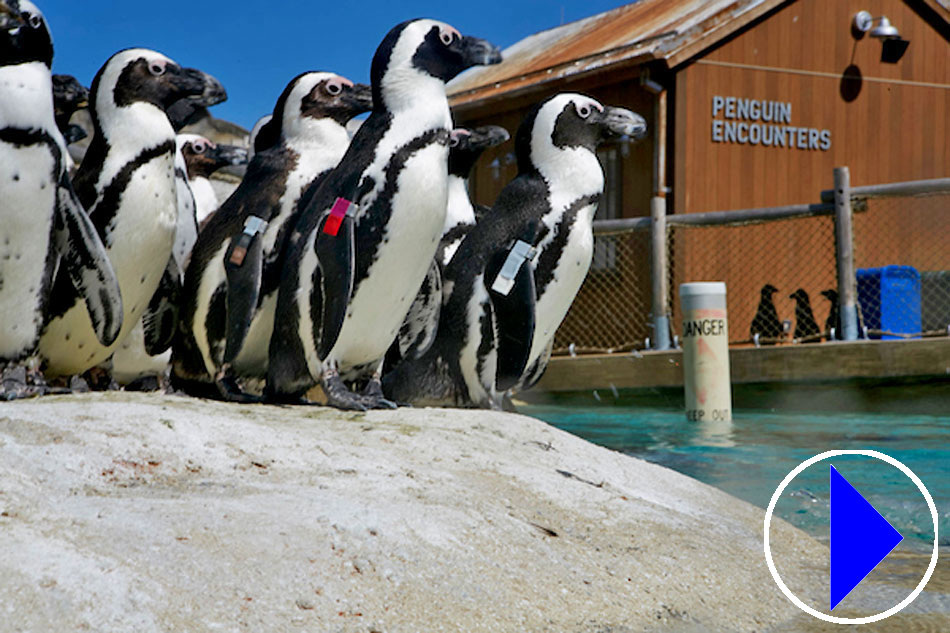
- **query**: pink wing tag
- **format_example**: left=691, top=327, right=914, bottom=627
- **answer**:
left=323, top=198, right=355, bottom=236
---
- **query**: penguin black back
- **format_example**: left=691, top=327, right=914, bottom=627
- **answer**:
left=750, top=283, right=782, bottom=343
left=790, top=288, right=820, bottom=340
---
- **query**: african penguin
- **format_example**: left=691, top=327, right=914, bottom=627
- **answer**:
left=0, top=0, right=122, bottom=397
left=790, top=288, right=820, bottom=341
left=172, top=71, right=372, bottom=400
left=750, top=283, right=782, bottom=344
left=179, top=134, right=248, bottom=226
left=388, top=125, right=510, bottom=366
left=266, top=19, right=501, bottom=409
left=108, top=133, right=240, bottom=388
left=821, top=288, right=841, bottom=341
left=51, top=73, right=89, bottom=145
left=439, top=125, right=509, bottom=266
left=383, top=93, right=646, bottom=408
left=37, top=47, right=217, bottom=377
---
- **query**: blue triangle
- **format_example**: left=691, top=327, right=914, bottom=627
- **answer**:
left=830, top=464, right=903, bottom=610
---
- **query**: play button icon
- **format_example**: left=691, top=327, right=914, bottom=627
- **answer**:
left=764, top=450, right=940, bottom=624
left=829, top=464, right=903, bottom=610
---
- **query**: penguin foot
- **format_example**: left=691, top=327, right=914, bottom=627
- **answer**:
left=0, top=364, right=46, bottom=400
left=214, top=370, right=263, bottom=403
left=322, top=369, right=369, bottom=411
left=360, top=377, right=398, bottom=410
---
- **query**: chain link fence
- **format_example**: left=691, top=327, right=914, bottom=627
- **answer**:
left=552, top=178, right=950, bottom=355
left=669, top=215, right=838, bottom=345
left=553, top=229, right=653, bottom=353
left=853, top=193, right=950, bottom=339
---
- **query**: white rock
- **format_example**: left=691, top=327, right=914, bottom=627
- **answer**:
left=0, top=392, right=826, bottom=631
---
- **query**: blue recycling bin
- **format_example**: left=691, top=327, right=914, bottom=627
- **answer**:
left=856, top=266, right=921, bottom=340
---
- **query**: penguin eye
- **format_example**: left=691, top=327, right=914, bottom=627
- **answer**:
left=26, top=13, right=42, bottom=29
left=192, top=142, right=206, bottom=154
left=148, top=62, right=166, bottom=77
left=440, top=31, right=454, bottom=46
left=449, top=135, right=460, bottom=148
left=577, top=103, right=591, bottom=119
left=325, top=81, right=343, bottom=96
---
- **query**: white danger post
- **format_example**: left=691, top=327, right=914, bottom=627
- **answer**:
left=680, top=282, right=732, bottom=426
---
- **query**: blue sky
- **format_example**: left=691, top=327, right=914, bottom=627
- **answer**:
left=40, top=0, right=631, bottom=131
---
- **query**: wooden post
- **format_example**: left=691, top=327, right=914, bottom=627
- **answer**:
left=834, top=166, right=859, bottom=340
left=651, top=196, right=671, bottom=350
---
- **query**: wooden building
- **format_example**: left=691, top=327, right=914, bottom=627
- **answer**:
left=447, top=0, right=950, bottom=356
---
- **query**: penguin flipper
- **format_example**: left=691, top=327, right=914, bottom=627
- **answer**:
left=488, top=247, right=537, bottom=393
left=396, top=259, right=442, bottom=361
left=223, top=230, right=265, bottom=364
left=313, top=211, right=356, bottom=360
left=142, top=257, right=181, bottom=356
left=53, top=174, right=123, bottom=346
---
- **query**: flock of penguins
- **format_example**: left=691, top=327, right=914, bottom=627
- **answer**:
left=750, top=284, right=843, bottom=344
left=0, top=1, right=649, bottom=410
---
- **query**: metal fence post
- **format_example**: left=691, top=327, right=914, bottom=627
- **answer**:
left=651, top=195, right=671, bottom=349
left=834, top=166, right=859, bottom=340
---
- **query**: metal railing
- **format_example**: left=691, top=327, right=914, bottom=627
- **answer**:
left=554, top=169, right=950, bottom=354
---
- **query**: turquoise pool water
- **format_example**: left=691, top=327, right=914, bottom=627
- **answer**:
left=524, top=396, right=949, bottom=548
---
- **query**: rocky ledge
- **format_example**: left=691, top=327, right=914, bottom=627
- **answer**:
left=0, top=392, right=825, bottom=632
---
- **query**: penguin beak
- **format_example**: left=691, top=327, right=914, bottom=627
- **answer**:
left=456, top=35, right=503, bottom=68
left=209, top=143, right=248, bottom=170
left=594, top=106, right=648, bottom=141
left=167, top=67, right=222, bottom=104
left=468, top=125, right=510, bottom=150
left=342, top=83, right=374, bottom=116
left=0, top=2, right=23, bottom=30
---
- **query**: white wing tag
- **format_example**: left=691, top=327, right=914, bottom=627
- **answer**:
left=491, top=240, right=538, bottom=296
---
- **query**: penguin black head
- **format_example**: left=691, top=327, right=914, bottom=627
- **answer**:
left=515, top=93, right=647, bottom=174
left=761, top=283, right=778, bottom=297
left=52, top=74, right=89, bottom=130
left=820, top=288, right=838, bottom=302
left=255, top=71, right=372, bottom=151
left=177, top=133, right=247, bottom=180
left=448, top=125, right=510, bottom=178
left=370, top=19, right=501, bottom=110
left=0, top=0, right=52, bottom=68
left=790, top=288, right=811, bottom=304
left=90, top=48, right=217, bottom=122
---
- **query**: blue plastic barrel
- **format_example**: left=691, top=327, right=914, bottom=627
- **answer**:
left=856, top=266, right=921, bottom=340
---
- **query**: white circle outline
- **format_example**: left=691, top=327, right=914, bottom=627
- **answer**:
left=763, top=449, right=939, bottom=624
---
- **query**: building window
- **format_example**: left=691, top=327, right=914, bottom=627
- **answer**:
left=592, top=146, right=622, bottom=270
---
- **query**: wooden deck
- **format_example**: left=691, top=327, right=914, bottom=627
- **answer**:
left=535, top=338, right=950, bottom=393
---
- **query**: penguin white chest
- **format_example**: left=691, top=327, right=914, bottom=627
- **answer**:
left=39, top=154, right=179, bottom=375
left=332, top=143, right=448, bottom=371
left=0, top=142, right=56, bottom=358
left=530, top=207, right=596, bottom=365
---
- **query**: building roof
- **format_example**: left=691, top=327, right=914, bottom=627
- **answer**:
left=448, top=0, right=779, bottom=107
left=449, top=0, right=950, bottom=109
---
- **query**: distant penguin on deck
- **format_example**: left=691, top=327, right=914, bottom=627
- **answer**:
left=172, top=71, right=372, bottom=400
left=266, top=19, right=502, bottom=409
left=388, top=125, right=510, bottom=366
left=37, top=47, right=218, bottom=377
left=790, top=288, right=820, bottom=341
left=0, top=0, right=122, bottom=397
left=750, top=283, right=782, bottom=344
left=383, top=93, right=646, bottom=408
left=821, top=288, right=841, bottom=340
